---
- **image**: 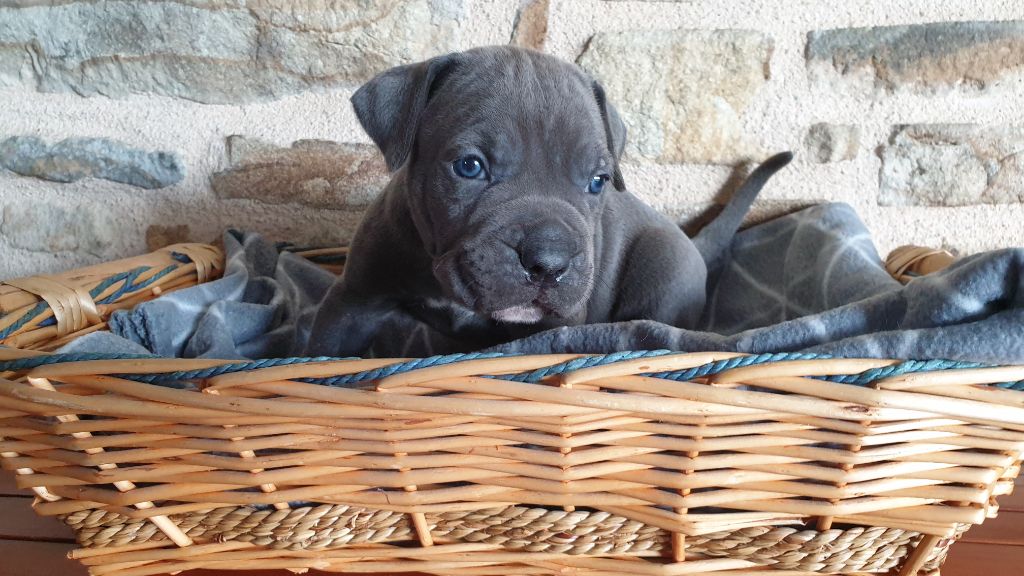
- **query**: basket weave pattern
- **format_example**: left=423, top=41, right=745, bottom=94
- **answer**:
left=1, top=348, right=1022, bottom=575
left=59, top=503, right=962, bottom=574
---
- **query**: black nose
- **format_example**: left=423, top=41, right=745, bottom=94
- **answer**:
left=518, top=220, right=576, bottom=284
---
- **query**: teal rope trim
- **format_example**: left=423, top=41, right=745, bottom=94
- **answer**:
left=92, top=265, right=178, bottom=304
left=0, top=349, right=1020, bottom=390
left=824, top=359, right=988, bottom=386
left=0, top=301, right=50, bottom=340
left=295, top=352, right=508, bottom=387
left=121, top=353, right=508, bottom=386
left=0, top=264, right=179, bottom=340
left=505, top=350, right=674, bottom=383
left=127, top=356, right=353, bottom=384
left=294, top=350, right=673, bottom=387
left=0, top=352, right=161, bottom=371
left=648, top=352, right=830, bottom=381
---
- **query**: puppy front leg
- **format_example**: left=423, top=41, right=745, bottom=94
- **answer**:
left=611, top=227, right=708, bottom=329
left=307, top=283, right=480, bottom=357
left=306, top=281, right=397, bottom=358
left=366, top=308, right=487, bottom=357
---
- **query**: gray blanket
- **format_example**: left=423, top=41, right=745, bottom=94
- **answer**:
left=63, top=203, right=1024, bottom=363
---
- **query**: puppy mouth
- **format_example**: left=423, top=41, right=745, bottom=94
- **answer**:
left=443, top=256, right=587, bottom=324
left=434, top=238, right=592, bottom=324
left=491, top=304, right=545, bottom=324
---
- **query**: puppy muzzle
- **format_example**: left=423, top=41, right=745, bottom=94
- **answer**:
left=432, top=208, right=594, bottom=323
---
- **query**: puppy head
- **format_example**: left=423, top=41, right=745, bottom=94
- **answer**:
left=352, top=46, right=627, bottom=323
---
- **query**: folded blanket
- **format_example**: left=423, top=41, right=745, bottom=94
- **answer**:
left=61, top=203, right=1024, bottom=363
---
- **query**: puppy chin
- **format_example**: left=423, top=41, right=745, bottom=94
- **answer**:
left=491, top=305, right=545, bottom=324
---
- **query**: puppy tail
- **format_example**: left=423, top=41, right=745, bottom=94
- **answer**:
left=693, top=151, right=794, bottom=268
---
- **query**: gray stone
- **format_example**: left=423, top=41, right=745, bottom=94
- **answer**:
left=577, top=29, right=773, bottom=165
left=0, top=44, right=35, bottom=89
left=0, top=136, right=184, bottom=189
left=211, top=136, right=389, bottom=210
left=807, top=21, right=1024, bottom=95
left=0, top=0, right=470, bottom=104
left=804, top=124, right=860, bottom=163
left=146, top=224, right=192, bottom=252
left=511, top=0, right=548, bottom=50
left=879, top=124, right=1024, bottom=206
left=1, top=202, right=114, bottom=256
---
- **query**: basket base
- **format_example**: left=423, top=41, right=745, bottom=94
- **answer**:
left=59, top=503, right=963, bottom=575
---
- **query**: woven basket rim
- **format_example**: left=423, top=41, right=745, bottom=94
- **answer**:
left=1, top=349, right=1019, bottom=390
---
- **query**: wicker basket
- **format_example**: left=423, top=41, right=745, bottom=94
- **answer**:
left=0, top=244, right=1021, bottom=576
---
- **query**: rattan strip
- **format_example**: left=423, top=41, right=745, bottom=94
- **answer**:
left=61, top=503, right=964, bottom=573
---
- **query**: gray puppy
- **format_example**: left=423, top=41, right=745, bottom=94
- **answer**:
left=307, top=46, right=792, bottom=357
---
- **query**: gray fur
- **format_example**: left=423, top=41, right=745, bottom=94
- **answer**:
left=307, top=46, right=792, bottom=357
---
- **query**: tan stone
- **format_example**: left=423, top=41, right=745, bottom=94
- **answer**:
left=879, top=124, right=1024, bottom=206
left=1, top=202, right=114, bottom=256
left=804, top=124, right=860, bottom=163
left=511, top=0, right=549, bottom=50
left=211, top=136, right=389, bottom=210
left=577, top=29, right=772, bottom=165
left=146, top=224, right=192, bottom=251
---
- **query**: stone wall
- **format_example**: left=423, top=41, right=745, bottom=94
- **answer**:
left=1, top=0, right=1022, bottom=278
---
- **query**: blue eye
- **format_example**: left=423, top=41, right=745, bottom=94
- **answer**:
left=588, top=174, right=609, bottom=194
left=453, top=155, right=485, bottom=179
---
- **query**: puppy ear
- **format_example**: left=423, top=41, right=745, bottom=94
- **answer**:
left=351, top=54, right=458, bottom=172
left=592, top=80, right=627, bottom=191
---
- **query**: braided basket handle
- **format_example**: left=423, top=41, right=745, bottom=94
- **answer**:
left=886, top=245, right=956, bottom=284
left=3, top=275, right=101, bottom=337
left=1, top=242, right=225, bottom=349
left=158, top=243, right=223, bottom=284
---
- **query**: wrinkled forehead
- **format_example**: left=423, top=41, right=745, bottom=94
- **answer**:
left=421, top=50, right=607, bottom=156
